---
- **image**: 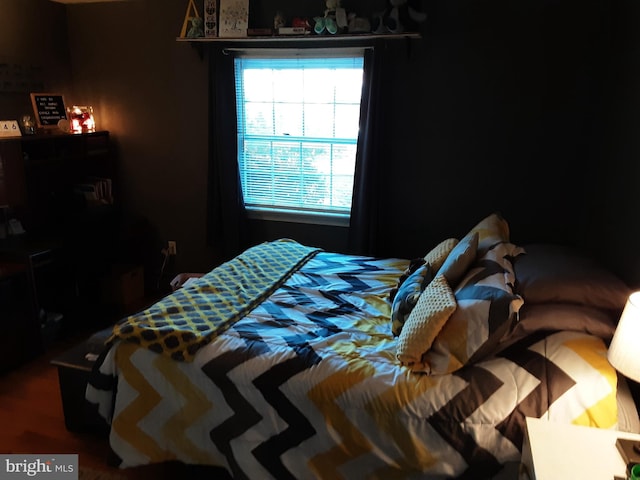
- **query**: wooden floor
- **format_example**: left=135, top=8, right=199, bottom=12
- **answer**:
left=0, top=333, right=197, bottom=479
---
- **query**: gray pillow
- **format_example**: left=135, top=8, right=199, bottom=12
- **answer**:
left=505, top=303, right=618, bottom=346
left=514, top=244, right=630, bottom=312
left=437, top=231, right=478, bottom=289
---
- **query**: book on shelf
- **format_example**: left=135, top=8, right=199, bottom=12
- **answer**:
left=277, top=27, right=311, bottom=36
left=204, top=0, right=217, bottom=37
left=74, top=176, right=113, bottom=206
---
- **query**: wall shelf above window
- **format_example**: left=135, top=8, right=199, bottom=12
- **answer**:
left=176, top=32, right=420, bottom=48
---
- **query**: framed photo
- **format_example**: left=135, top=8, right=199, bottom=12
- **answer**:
left=218, top=0, right=249, bottom=37
left=30, top=93, right=68, bottom=129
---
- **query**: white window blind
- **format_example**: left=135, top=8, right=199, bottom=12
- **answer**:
left=234, top=53, right=364, bottom=225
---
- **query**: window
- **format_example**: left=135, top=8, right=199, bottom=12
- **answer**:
left=234, top=50, right=365, bottom=226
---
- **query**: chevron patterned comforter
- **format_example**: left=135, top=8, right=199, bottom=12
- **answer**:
left=87, top=246, right=620, bottom=479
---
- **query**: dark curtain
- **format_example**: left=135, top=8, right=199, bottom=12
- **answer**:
left=206, top=46, right=249, bottom=264
left=348, top=46, right=385, bottom=257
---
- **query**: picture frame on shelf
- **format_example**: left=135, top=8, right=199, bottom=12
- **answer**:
left=29, top=93, right=67, bottom=130
left=218, top=0, right=249, bottom=37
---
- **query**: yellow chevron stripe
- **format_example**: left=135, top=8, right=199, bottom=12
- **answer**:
left=112, top=343, right=175, bottom=462
left=154, top=354, right=216, bottom=463
left=308, top=361, right=376, bottom=479
left=564, top=336, right=618, bottom=428
left=309, top=274, right=439, bottom=478
left=366, top=376, right=441, bottom=479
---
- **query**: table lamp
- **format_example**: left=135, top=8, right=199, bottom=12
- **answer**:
left=607, top=291, right=640, bottom=466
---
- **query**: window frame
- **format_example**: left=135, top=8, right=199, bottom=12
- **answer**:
left=232, top=47, right=367, bottom=227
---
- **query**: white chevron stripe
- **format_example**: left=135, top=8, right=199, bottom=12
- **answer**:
left=469, top=358, right=539, bottom=425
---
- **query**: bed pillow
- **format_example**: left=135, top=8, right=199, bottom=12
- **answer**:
left=389, top=257, right=426, bottom=303
left=416, top=241, right=525, bottom=375
left=396, top=274, right=457, bottom=369
left=424, top=238, right=459, bottom=272
left=501, top=303, right=618, bottom=348
left=437, top=231, right=479, bottom=289
left=391, top=263, right=433, bottom=337
left=467, top=212, right=510, bottom=252
left=513, top=243, right=630, bottom=312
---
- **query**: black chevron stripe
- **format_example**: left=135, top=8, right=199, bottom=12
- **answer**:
left=203, top=285, right=352, bottom=478
left=87, top=344, right=118, bottom=391
left=494, top=332, right=576, bottom=450
left=297, top=270, right=335, bottom=289
left=246, top=291, right=357, bottom=476
left=337, top=273, right=371, bottom=292
left=252, top=300, right=297, bottom=328
left=201, top=255, right=381, bottom=478
left=343, top=259, right=385, bottom=276
left=305, top=305, right=355, bottom=334
left=279, top=285, right=319, bottom=307
left=428, top=365, right=504, bottom=479
left=252, top=342, right=322, bottom=479
left=202, top=344, right=270, bottom=480
left=462, top=259, right=508, bottom=285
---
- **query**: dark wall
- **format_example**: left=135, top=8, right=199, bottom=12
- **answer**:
left=583, top=0, right=640, bottom=287
left=2, top=0, right=640, bottom=287
left=0, top=0, right=71, bottom=118
left=376, top=1, right=610, bottom=259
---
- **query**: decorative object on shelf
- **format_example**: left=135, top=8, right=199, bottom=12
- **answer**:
left=67, top=106, right=95, bottom=134
left=278, top=17, right=311, bottom=36
left=57, top=118, right=70, bottom=133
left=19, top=115, right=35, bottom=135
left=347, top=14, right=371, bottom=33
left=180, top=0, right=204, bottom=38
left=0, top=120, right=22, bottom=138
left=314, top=0, right=348, bottom=35
left=273, top=11, right=285, bottom=30
left=204, top=0, right=218, bottom=37
left=607, top=292, right=640, bottom=468
left=187, top=17, right=205, bottom=38
left=372, top=0, right=427, bottom=34
left=29, top=93, right=68, bottom=130
left=218, top=0, right=249, bottom=37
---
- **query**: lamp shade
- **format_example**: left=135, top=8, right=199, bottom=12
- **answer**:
left=608, top=291, right=640, bottom=383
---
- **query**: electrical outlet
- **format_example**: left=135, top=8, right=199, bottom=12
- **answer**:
left=167, top=241, right=177, bottom=255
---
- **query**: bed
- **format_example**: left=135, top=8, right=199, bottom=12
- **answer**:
left=86, top=213, right=639, bottom=479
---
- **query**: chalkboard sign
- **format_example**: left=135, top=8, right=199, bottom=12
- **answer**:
left=30, top=93, right=67, bottom=129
